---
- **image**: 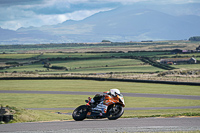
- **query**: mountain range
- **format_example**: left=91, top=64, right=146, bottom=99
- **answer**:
left=0, top=3, right=200, bottom=44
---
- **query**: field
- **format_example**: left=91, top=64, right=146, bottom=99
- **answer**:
left=0, top=40, right=199, bottom=53
left=1, top=50, right=200, bottom=82
left=46, top=58, right=142, bottom=69
left=0, top=54, right=40, bottom=59
left=1, top=80, right=200, bottom=95
left=0, top=41, right=200, bottom=123
left=0, top=80, right=200, bottom=122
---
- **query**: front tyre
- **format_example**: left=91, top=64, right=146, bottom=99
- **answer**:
left=72, top=105, right=88, bottom=121
left=107, top=104, right=124, bottom=120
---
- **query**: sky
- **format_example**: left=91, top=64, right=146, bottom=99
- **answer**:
left=0, top=0, right=199, bottom=30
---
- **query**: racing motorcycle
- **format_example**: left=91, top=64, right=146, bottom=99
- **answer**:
left=72, top=93, right=125, bottom=121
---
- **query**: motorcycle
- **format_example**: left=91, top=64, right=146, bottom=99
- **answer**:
left=72, top=93, right=125, bottom=121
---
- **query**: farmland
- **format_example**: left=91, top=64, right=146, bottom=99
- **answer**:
left=0, top=47, right=200, bottom=82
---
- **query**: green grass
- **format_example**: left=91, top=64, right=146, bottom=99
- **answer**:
left=0, top=58, right=163, bottom=73
left=48, top=52, right=120, bottom=58
left=4, top=106, right=72, bottom=123
left=0, top=80, right=200, bottom=96
left=2, top=52, right=199, bottom=74
left=39, top=52, right=170, bottom=59
left=0, top=94, right=92, bottom=108
left=155, top=53, right=200, bottom=58
left=1, top=94, right=199, bottom=109
left=5, top=106, right=200, bottom=123
left=11, top=108, right=200, bottom=123
left=68, top=65, right=163, bottom=73
left=123, top=109, right=200, bottom=118
left=46, top=58, right=159, bottom=73
left=49, top=58, right=143, bottom=69
left=125, top=97, right=200, bottom=108
left=0, top=80, right=199, bottom=123
left=39, top=52, right=127, bottom=59
left=0, top=54, right=39, bottom=59
left=0, top=63, right=46, bottom=72
left=173, top=64, right=200, bottom=69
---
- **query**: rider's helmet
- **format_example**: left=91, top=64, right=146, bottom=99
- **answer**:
left=110, top=89, right=120, bottom=96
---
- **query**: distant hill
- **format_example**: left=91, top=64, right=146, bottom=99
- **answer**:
left=0, top=27, right=18, bottom=40
left=1, top=3, right=200, bottom=44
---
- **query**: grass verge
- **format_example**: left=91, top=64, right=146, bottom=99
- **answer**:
left=1, top=106, right=72, bottom=124
left=2, top=106, right=200, bottom=124
left=1, top=94, right=200, bottom=108
left=1, top=93, right=200, bottom=123
left=123, top=108, right=200, bottom=118
left=0, top=80, right=199, bottom=124
left=0, top=80, right=200, bottom=96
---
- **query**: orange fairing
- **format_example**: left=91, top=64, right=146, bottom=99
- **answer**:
left=103, top=91, right=109, bottom=94
left=103, top=95, right=125, bottom=107
left=104, top=95, right=112, bottom=100
left=114, top=95, right=120, bottom=100
left=87, top=112, right=91, bottom=115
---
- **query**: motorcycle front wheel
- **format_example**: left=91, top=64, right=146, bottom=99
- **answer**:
left=107, top=104, right=124, bottom=120
left=72, top=105, right=88, bottom=121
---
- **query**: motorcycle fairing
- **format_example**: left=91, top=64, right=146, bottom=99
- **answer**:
left=92, top=101, right=108, bottom=113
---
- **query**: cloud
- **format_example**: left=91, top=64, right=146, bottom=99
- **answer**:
left=38, top=9, right=110, bottom=25
left=0, top=7, right=110, bottom=30
left=0, top=0, right=117, bottom=30
left=149, top=0, right=200, bottom=4
left=88, top=0, right=200, bottom=4
left=0, top=0, right=199, bottom=30
left=24, top=0, right=119, bottom=15
left=0, top=0, right=44, bottom=6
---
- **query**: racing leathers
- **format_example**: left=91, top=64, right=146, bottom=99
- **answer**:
left=90, top=92, right=112, bottom=115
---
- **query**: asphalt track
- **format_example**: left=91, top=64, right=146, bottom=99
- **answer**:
left=1, top=117, right=200, bottom=132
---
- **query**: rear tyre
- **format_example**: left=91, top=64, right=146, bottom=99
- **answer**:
left=107, top=104, right=124, bottom=120
left=72, top=105, right=88, bottom=121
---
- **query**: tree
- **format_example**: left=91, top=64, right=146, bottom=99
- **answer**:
left=189, top=36, right=200, bottom=41
left=102, top=40, right=111, bottom=42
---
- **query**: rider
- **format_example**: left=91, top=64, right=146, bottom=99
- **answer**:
left=90, top=89, right=121, bottom=108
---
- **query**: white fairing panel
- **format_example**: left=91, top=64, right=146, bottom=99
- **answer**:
left=119, top=96, right=125, bottom=105
left=93, top=102, right=108, bottom=113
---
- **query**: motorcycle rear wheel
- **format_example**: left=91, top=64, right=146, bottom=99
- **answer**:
left=72, top=105, right=88, bottom=121
left=107, top=104, right=124, bottom=120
